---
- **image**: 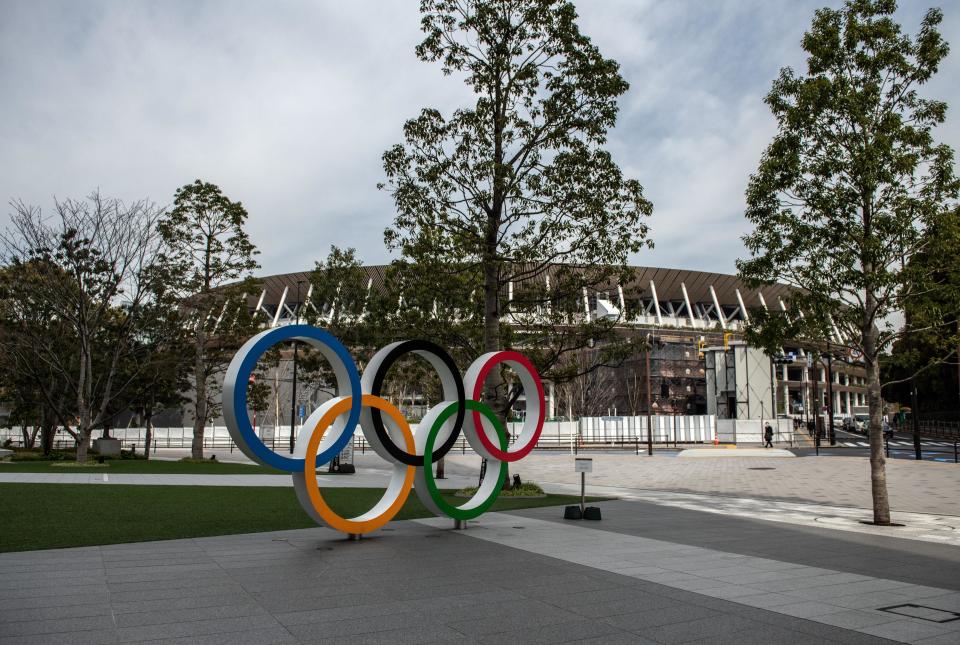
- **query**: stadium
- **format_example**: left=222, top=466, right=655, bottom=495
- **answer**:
left=239, top=265, right=869, bottom=439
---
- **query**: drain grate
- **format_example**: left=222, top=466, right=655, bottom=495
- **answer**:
left=748, top=467, right=776, bottom=470
left=878, top=604, right=960, bottom=623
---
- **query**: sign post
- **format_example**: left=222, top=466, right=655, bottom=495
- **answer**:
left=574, top=457, right=592, bottom=514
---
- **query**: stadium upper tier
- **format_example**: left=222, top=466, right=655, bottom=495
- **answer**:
left=239, top=265, right=795, bottom=332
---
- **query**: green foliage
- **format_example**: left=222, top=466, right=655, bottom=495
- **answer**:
left=156, top=180, right=261, bottom=455
left=457, top=481, right=545, bottom=497
left=157, top=180, right=259, bottom=294
left=738, top=0, right=958, bottom=359
left=0, top=192, right=168, bottom=461
left=380, top=0, right=653, bottom=413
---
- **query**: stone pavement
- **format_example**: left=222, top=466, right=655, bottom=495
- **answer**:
left=135, top=448, right=960, bottom=517
left=435, top=453, right=960, bottom=517
left=4, top=499, right=960, bottom=644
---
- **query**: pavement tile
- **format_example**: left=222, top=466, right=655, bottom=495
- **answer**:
left=0, top=630, right=120, bottom=645
left=476, top=618, right=624, bottom=644
left=116, top=615, right=285, bottom=642
left=639, top=615, right=761, bottom=644
left=568, top=596, right=678, bottom=619
left=0, top=614, right=115, bottom=637
left=283, top=612, right=429, bottom=639
left=859, top=618, right=955, bottom=642
left=125, top=625, right=300, bottom=645
left=601, top=604, right=720, bottom=632
left=0, top=603, right=112, bottom=623
left=813, top=609, right=900, bottom=630
left=914, top=633, right=960, bottom=645
left=113, top=601, right=270, bottom=628
left=568, top=634, right=658, bottom=645
left=766, top=599, right=851, bottom=619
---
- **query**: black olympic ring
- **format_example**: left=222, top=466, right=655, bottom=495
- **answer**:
left=364, top=340, right=465, bottom=467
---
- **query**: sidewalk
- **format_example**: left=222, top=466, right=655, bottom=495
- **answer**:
left=3, top=500, right=959, bottom=644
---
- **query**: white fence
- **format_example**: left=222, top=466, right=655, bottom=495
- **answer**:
left=578, top=415, right=716, bottom=444
left=1, top=416, right=716, bottom=453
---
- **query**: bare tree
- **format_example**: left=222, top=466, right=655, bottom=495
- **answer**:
left=1, top=192, right=165, bottom=461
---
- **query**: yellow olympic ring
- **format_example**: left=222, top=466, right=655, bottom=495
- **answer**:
left=292, top=394, right=415, bottom=534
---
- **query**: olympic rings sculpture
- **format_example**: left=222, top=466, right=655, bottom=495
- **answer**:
left=222, top=324, right=545, bottom=535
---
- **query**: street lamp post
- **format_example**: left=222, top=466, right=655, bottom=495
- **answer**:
left=911, top=378, right=922, bottom=461
left=289, top=279, right=304, bottom=454
left=645, top=344, right=653, bottom=456
left=826, top=341, right=836, bottom=446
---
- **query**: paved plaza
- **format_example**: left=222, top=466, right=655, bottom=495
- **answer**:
left=2, top=452, right=959, bottom=644
left=2, top=500, right=960, bottom=644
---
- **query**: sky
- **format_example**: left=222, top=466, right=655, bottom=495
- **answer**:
left=1, top=0, right=958, bottom=278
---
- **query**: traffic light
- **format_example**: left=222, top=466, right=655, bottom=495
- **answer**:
left=697, top=338, right=707, bottom=359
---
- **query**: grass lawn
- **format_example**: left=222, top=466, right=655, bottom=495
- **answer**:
left=0, top=483, right=607, bottom=552
left=0, top=459, right=286, bottom=475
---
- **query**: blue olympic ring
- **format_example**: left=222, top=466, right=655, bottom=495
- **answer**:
left=221, top=324, right=362, bottom=471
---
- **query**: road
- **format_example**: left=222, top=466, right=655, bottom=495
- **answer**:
left=798, top=428, right=959, bottom=462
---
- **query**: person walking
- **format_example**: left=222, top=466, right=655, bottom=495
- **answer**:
left=764, top=423, right=774, bottom=448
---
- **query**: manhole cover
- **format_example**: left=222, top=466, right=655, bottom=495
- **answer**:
left=748, top=467, right=776, bottom=470
left=878, top=604, right=960, bottom=623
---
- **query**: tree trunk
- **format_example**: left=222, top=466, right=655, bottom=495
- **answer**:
left=40, top=424, right=54, bottom=454
left=77, top=427, right=92, bottom=462
left=864, top=319, right=891, bottom=525
left=144, top=410, right=154, bottom=460
left=483, top=257, right=511, bottom=488
left=20, top=424, right=33, bottom=449
left=191, top=330, right=207, bottom=460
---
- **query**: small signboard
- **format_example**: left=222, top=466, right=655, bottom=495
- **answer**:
left=298, top=405, right=306, bottom=418
left=574, top=457, right=593, bottom=473
left=339, top=440, right=354, bottom=465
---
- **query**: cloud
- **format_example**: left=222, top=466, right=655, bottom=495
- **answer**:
left=1, top=0, right=958, bottom=277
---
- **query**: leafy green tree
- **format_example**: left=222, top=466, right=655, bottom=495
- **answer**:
left=882, top=205, right=960, bottom=409
left=123, top=298, right=190, bottom=459
left=157, top=180, right=260, bottom=459
left=380, top=0, right=652, bottom=424
left=737, top=0, right=958, bottom=525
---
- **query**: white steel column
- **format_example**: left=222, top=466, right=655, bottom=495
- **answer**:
left=545, top=275, right=553, bottom=315
left=709, top=285, right=726, bottom=330
left=548, top=382, right=555, bottom=419
left=735, top=289, right=750, bottom=323
left=303, top=284, right=314, bottom=313
left=649, top=280, right=663, bottom=326
left=582, top=287, right=591, bottom=322
left=680, top=282, right=696, bottom=328
left=617, top=284, right=626, bottom=315
left=361, top=278, right=373, bottom=319
left=272, top=286, right=288, bottom=327
left=253, top=288, right=267, bottom=317
left=757, top=291, right=769, bottom=311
